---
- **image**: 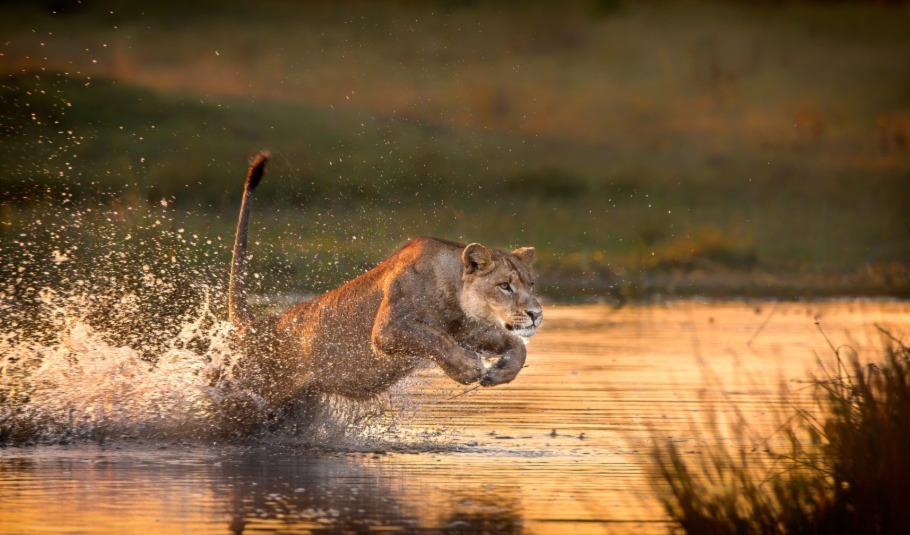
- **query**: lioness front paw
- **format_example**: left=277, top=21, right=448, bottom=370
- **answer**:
left=454, top=364, right=485, bottom=385
left=479, top=363, right=520, bottom=387
left=479, top=344, right=526, bottom=387
left=479, top=369, right=512, bottom=387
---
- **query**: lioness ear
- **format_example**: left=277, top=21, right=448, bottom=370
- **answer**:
left=512, top=247, right=536, bottom=266
left=463, top=243, right=492, bottom=274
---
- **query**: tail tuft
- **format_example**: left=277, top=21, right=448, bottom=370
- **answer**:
left=245, top=152, right=269, bottom=191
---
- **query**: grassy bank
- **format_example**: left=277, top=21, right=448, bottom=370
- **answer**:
left=2, top=0, right=909, bottom=300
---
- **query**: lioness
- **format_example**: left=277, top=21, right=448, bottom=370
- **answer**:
left=228, top=153, right=542, bottom=405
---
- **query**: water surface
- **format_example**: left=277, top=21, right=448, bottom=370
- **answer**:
left=2, top=300, right=908, bottom=534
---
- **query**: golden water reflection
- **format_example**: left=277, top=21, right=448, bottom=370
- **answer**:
left=2, top=300, right=908, bottom=533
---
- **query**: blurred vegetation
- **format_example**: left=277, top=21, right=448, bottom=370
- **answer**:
left=651, top=327, right=910, bottom=534
left=1, top=0, right=909, bottom=302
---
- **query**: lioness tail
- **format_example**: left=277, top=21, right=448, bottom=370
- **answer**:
left=229, top=152, right=268, bottom=328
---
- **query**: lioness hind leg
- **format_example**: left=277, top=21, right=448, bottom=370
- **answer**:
left=267, top=389, right=324, bottom=435
left=208, top=385, right=271, bottom=439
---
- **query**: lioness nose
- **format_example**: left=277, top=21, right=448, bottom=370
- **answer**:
left=527, top=309, right=542, bottom=325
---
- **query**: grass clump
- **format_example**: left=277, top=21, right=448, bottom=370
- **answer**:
left=652, top=327, right=910, bottom=534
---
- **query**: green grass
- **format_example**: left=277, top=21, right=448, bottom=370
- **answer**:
left=1, top=0, right=909, bottom=300
left=651, top=328, right=910, bottom=534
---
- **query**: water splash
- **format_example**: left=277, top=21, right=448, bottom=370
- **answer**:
left=1, top=288, right=228, bottom=443
left=0, top=283, right=407, bottom=448
left=0, top=202, right=400, bottom=447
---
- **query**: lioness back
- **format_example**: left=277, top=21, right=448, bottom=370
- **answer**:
left=236, top=237, right=467, bottom=402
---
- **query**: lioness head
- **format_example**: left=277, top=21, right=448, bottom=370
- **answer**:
left=459, top=243, right=543, bottom=339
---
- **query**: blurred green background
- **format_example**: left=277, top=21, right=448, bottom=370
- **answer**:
left=2, top=0, right=909, bottom=301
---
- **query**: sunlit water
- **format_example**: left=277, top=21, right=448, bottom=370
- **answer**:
left=2, top=297, right=909, bottom=533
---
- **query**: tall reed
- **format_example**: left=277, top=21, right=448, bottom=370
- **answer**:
left=652, top=326, right=910, bottom=534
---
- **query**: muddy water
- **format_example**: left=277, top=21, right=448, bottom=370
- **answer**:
left=2, top=300, right=908, bottom=534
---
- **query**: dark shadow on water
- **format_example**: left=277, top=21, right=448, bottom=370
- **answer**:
left=0, top=444, right=525, bottom=533
left=218, top=450, right=524, bottom=533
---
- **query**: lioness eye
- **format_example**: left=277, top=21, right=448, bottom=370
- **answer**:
left=499, top=282, right=512, bottom=292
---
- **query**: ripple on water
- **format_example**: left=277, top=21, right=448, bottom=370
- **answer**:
left=3, top=300, right=910, bottom=533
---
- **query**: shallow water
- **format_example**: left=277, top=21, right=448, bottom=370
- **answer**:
left=2, top=299, right=909, bottom=534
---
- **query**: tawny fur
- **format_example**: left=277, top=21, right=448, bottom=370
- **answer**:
left=229, top=154, right=542, bottom=405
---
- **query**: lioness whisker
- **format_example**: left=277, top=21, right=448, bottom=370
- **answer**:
left=447, top=385, right=483, bottom=401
